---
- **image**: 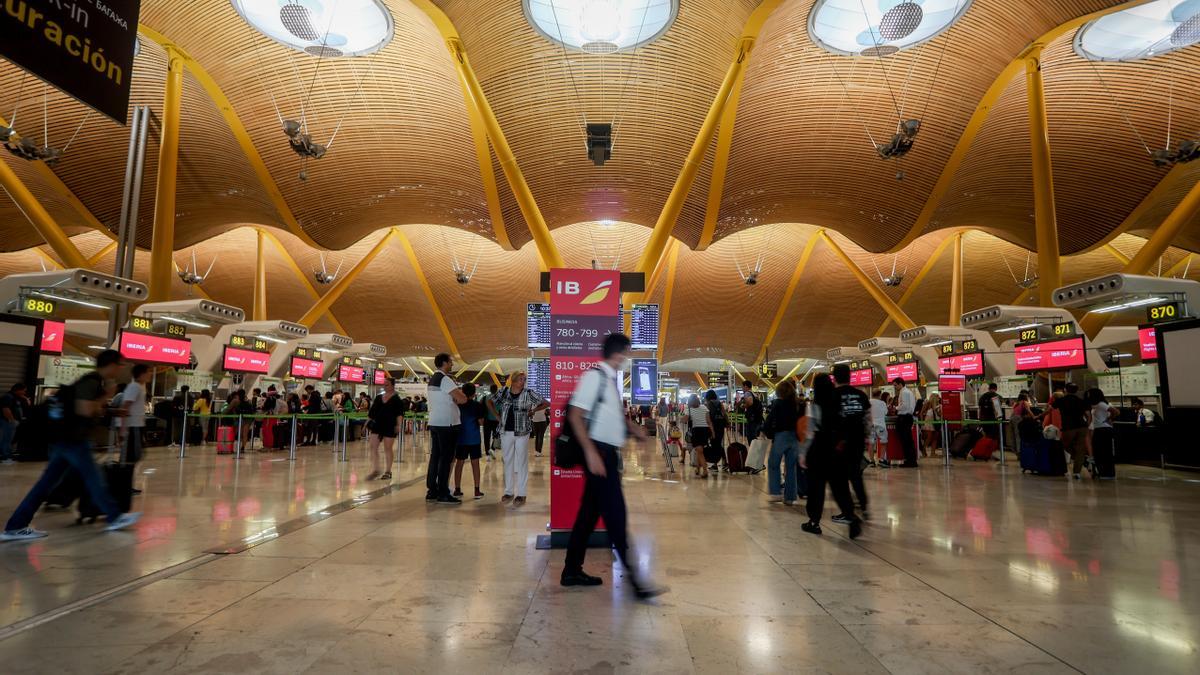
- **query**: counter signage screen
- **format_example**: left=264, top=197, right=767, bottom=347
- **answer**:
left=939, top=374, right=967, bottom=392
left=40, top=320, right=65, bottom=354
left=1139, top=326, right=1157, bottom=362
left=118, top=330, right=191, bottom=366
left=1014, top=337, right=1087, bottom=373
left=223, top=346, right=270, bottom=374
left=631, top=358, right=658, bottom=406
left=527, top=302, right=551, bottom=349
left=338, top=364, right=365, bottom=383
left=850, top=368, right=873, bottom=387
left=290, top=356, right=324, bottom=379
left=374, top=369, right=388, bottom=386
left=938, top=352, right=984, bottom=377
left=885, top=361, right=919, bottom=382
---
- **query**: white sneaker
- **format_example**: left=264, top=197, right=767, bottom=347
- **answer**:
left=0, top=459, right=16, bottom=465
left=1, top=527, right=48, bottom=541
left=105, top=512, right=141, bottom=532
left=783, top=500, right=798, bottom=506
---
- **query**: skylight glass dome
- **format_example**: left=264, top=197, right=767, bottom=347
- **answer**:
left=523, top=0, right=678, bottom=54
left=808, top=0, right=974, bottom=57
left=1075, top=0, right=1200, bottom=62
left=231, top=0, right=394, bottom=58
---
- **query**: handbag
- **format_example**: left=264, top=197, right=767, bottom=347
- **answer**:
left=1042, top=424, right=1061, bottom=441
left=553, top=374, right=607, bottom=469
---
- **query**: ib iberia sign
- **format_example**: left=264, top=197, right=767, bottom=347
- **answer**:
left=549, top=269, right=620, bottom=535
left=1, top=0, right=142, bottom=124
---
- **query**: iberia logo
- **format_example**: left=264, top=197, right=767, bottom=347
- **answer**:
left=579, top=279, right=612, bottom=305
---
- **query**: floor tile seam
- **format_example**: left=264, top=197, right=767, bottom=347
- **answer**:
left=500, top=535, right=551, bottom=669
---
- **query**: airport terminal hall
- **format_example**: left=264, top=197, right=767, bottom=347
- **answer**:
left=4, top=0, right=1200, bottom=673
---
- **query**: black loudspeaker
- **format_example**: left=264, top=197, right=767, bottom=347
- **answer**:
left=587, top=123, right=612, bottom=166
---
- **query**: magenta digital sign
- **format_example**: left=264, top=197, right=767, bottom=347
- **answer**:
left=885, top=361, right=919, bottom=383
left=374, top=369, right=387, bottom=386
left=40, top=320, right=65, bottom=354
left=223, top=347, right=270, bottom=374
left=938, top=352, right=984, bottom=377
left=850, top=368, right=873, bottom=387
left=290, top=356, right=324, bottom=379
left=1139, top=326, right=1157, bottom=362
left=338, top=364, right=365, bottom=383
left=118, top=331, right=191, bottom=366
left=1014, top=337, right=1087, bottom=373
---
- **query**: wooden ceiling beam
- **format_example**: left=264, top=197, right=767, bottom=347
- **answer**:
left=696, top=0, right=785, bottom=251
left=885, top=0, right=1154, bottom=254
left=136, top=24, right=322, bottom=250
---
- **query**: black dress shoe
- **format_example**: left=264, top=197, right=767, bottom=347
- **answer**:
left=849, top=519, right=863, bottom=539
left=631, top=579, right=668, bottom=600
left=561, top=571, right=604, bottom=587
left=801, top=521, right=822, bottom=535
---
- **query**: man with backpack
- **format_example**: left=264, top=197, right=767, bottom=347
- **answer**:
left=1, top=350, right=141, bottom=541
left=831, top=364, right=872, bottom=522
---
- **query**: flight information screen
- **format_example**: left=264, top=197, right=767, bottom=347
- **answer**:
left=527, top=357, right=551, bottom=400
left=630, top=304, right=660, bottom=351
left=527, top=303, right=551, bottom=349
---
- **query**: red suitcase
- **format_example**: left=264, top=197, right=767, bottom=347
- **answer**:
left=262, top=419, right=276, bottom=450
left=725, top=442, right=748, bottom=473
left=971, top=436, right=998, bottom=461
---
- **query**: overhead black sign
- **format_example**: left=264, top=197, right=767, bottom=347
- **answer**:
left=0, top=0, right=141, bottom=124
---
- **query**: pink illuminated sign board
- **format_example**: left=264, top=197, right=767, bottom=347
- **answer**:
left=938, top=352, right=984, bottom=377
left=374, top=369, right=387, bottom=386
left=40, top=320, right=65, bottom=354
left=1014, top=337, right=1087, bottom=373
left=223, top=347, right=270, bottom=374
left=290, top=356, right=324, bottom=379
left=1139, top=326, right=1157, bottom=362
left=119, top=331, right=191, bottom=366
left=338, top=364, right=365, bottom=383
left=850, top=368, right=873, bottom=387
left=885, top=361, right=919, bottom=383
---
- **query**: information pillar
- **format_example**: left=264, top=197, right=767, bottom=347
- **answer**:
left=548, top=268, right=620, bottom=537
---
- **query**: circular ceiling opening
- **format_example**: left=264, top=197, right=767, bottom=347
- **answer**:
left=1075, top=0, right=1200, bottom=62
left=231, top=0, right=394, bottom=58
left=523, top=0, right=679, bottom=54
left=808, top=0, right=974, bottom=57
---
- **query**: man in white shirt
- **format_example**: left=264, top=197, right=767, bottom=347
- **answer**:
left=120, top=365, right=151, bottom=472
left=562, top=333, right=665, bottom=600
left=426, top=353, right=468, bottom=504
left=892, top=377, right=918, bottom=467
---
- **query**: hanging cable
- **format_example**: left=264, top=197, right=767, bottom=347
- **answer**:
left=60, top=109, right=94, bottom=153
left=608, top=0, right=655, bottom=153
left=547, top=0, right=590, bottom=147
left=855, top=0, right=904, bottom=125
left=828, top=57, right=878, bottom=148
left=299, top=6, right=339, bottom=133
left=917, top=0, right=961, bottom=124
left=9, top=71, right=27, bottom=127
left=326, top=54, right=375, bottom=149
left=1084, top=58, right=1153, bottom=156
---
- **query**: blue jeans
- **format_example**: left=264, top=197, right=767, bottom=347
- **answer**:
left=5, top=440, right=121, bottom=531
left=769, top=431, right=801, bottom=501
left=0, top=420, right=16, bottom=460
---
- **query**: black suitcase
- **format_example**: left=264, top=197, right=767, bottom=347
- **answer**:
left=78, top=462, right=134, bottom=523
left=948, top=427, right=982, bottom=459
left=45, top=469, right=84, bottom=509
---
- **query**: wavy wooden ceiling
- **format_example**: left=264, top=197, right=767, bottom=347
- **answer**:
left=2, top=0, right=1200, bottom=361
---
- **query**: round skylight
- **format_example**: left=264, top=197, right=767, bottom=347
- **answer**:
left=523, top=0, right=678, bottom=54
left=808, top=0, right=974, bottom=57
left=231, top=0, right=394, bottom=58
left=1075, top=0, right=1200, bottom=62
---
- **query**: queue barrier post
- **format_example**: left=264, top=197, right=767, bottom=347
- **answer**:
left=235, top=414, right=243, bottom=460
left=179, top=410, right=188, bottom=459
left=997, top=420, right=1006, bottom=464
left=289, top=414, right=298, bottom=461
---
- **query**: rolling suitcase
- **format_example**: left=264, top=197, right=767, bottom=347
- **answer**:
left=949, top=427, right=982, bottom=458
left=747, top=437, right=769, bottom=473
left=216, top=426, right=236, bottom=454
left=971, top=435, right=997, bottom=461
left=1019, top=439, right=1041, bottom=474
left=78, top=462, right=134, bottom=524
left=725, top=442, right=749, bottom=473
left=45, top=469, right=84, bottom=509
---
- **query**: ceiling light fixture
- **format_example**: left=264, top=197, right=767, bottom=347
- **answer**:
left=231, top=0, right=394, bottom=58
left=32, top=291, right=107, bottom=310
left=523, top=0, right=678, bottom=54
left=255, top=334, right=289, bottom=344
left=808, top=0, right=974, bottom=56
left=1076, top=0, right=1200, bottom=62
left=994, top=322, right=1043, bottom=333
left=1090, top=296, right=1170, bottom=314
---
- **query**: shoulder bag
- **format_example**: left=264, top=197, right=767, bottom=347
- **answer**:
left=554, top=373, right=606, bottom=469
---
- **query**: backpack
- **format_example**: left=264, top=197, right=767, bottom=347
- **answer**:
left=707, top=401, right=727, bottom=427
left=47, top=372, right=101, bottom=442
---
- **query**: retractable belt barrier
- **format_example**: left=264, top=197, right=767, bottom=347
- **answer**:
left=882, top=416, right=1010, bottom=467
left=180, top=411, right=374, bottom=462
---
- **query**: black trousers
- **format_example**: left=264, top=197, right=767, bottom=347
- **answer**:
left=846, top=448, right=868, bottom=511
left=427, top=425, right=460, bottom=497
left=532, top=420, right=549, bottom=454
left=483, top=420, right=499, bottom=453
left=896, top=414, right=917, bottom=465
left=805, top=449, right=857, bottom=524
left=565, top=443, right=631, bottom=574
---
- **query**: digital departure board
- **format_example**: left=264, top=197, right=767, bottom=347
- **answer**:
left=527, top=357, right=550, bottom=400
left=630, top=303, right=660, bottom=351
left=527, top=302, right=551, bottom=349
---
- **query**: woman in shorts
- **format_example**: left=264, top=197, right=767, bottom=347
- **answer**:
left=686, top=394, right=712, bottom=478
left=366, top=377, right=405, bottom=481
left=869, top=390, right=889, bottom=467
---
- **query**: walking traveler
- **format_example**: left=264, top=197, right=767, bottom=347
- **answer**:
left=366, top=377, right=405, bottom=482
left=892, top=377, right=918, bottom=467
left=117, top=364, right=151, bottom=491
left=920, top=393, right=942, bottom=458
left=739, top=380, right=764, bottom=442
left=1086, top=388, right=1117, bottom=480
left=704, top=390, right=728, bottom=470
left=426, top=353, right=467, bottom=504
left=491, top=372, right=548, bottom=506
left=763, top=380, right=802, bottom=505
left=454, top=382, right=486, bottom=499
left=1053, top=383, right=1090, bottom=479
left=832, top=364, right=871, bottom=521
left=978, top=382, right=1003, bottom=441
left=0, top=382, right=28, bottom=464
left=561, top=333, right=665, bottom=600
left=799, top=373, right=862, bottom=539
left=1, top=350, right=141, bottom=541
left=684, top=394, right=711, bottom=478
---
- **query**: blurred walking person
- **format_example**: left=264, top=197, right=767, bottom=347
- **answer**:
left=799, top=373, right=862, bottom=539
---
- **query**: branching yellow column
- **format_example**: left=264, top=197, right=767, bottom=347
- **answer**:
left=1025, top=51, right=1061, bottom=307
left=819, top=231, right=915, bottom=330
left=149, top=48, right=185, bottom=302
left=756, top=232, right=821, bottom=364
left=949, top=232, right=964, bottom=325
left=253, top=229, right=267, bottom=321
left=0, top=158, right=89, bottom=268
left=297, top=230, right=397, bottom=327
left=656, top=242, right=681, bottom=363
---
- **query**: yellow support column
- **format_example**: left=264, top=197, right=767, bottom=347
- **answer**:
left=637, top=36, right=761, bottom=277
left=0, top=158, right=88, bottom=268
left=252, top=229, right=267, bottom=321
left=1025, top=51, right=1061, bottom=307
left=148, top=48, right=185, bottom=302
left=394, top=229, right=462, bottom=357
left=297, top=230, right=397, bottom=327
left=819, top=231, right=915, bottom=330
left=755, top=233, right=821, bottom=364
left=656, top=242, right=681, bottom=363
left=949, top=232, right=964, bottom=325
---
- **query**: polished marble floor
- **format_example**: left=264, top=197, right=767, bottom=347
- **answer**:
left=1, top=435, right=1198, bottom=674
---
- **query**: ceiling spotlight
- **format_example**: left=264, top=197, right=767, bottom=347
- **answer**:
left=743, top=271, right=759, bottom=286
left=877, top=119, right=921, bottom=159
left=177, top=250, right=216, bottom=286
left=2, top=133, right=62, bottom=165
left=455, top=271, right=471, bottom=285
left=1152, top=147, right=1178, bottom=167
left=587, top=123, right=612, bottom=166
left=313, top=253, right=341, bottom=285
left=882, top=274, right=904, bottom=287
left=1176, top=139, right=1200, bottom=164
left=282, top=119, right=327, bottom=160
